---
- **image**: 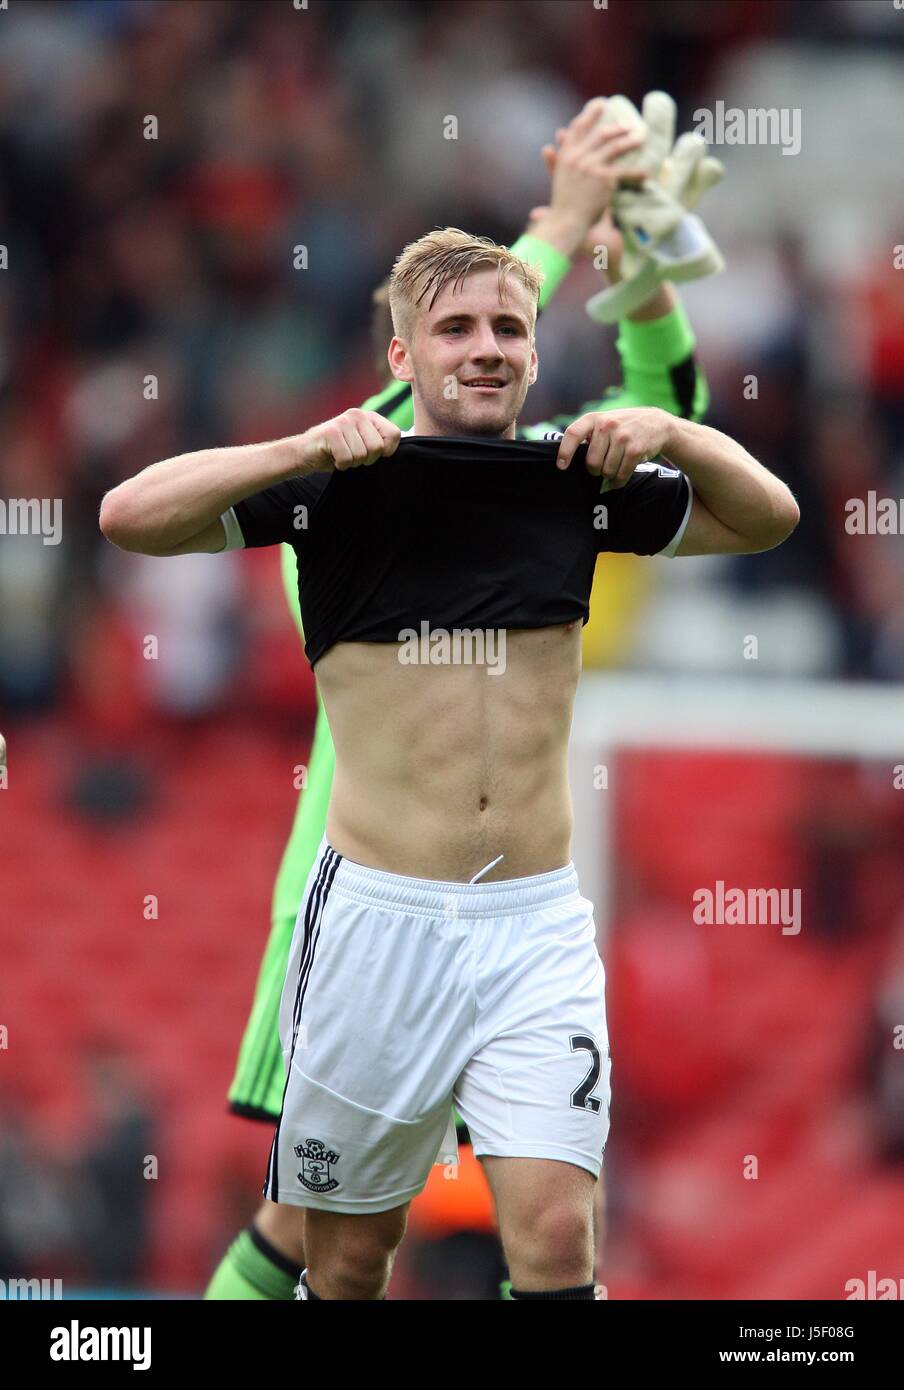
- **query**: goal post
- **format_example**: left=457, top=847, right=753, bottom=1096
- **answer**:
left=569, top=673, right=904, bottom=937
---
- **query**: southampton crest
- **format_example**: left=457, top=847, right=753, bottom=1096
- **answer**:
left=295, top=1138, right=341, bottom=1193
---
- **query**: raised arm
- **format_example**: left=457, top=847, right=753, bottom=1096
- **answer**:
left=520, top=201, right=710, bottom=439
left=519, top=99, right=646, bottom=264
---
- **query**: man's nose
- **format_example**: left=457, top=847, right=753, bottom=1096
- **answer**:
left=468, top=323, right=504, bottom=360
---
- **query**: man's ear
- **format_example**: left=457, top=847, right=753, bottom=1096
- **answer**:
left=527, top=345, right=539, bottom=385
left=388, top=335, right=414, bottom=383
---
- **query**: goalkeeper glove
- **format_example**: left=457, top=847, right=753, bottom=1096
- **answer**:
left=586, top=91, right=725, bottom=324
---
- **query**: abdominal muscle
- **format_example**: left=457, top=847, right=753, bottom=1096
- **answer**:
left=315, top=622, right=583, bottom=883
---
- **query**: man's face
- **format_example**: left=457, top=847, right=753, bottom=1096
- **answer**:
left=388, top=267, right=538, bottom=438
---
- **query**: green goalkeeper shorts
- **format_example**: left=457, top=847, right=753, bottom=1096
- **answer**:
left=229, top=700, right=336, bottom=1122
left=228, top=908, right=299, bottom=1122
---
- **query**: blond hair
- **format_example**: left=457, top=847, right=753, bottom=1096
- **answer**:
left=388, top=228, right=543, bottom=342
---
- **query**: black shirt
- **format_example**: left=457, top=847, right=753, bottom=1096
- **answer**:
left=231, top=434, right=690, bottom=668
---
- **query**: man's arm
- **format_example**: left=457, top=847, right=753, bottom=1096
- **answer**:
left=607, top=294, right=708, bottom=421
left=658, top=415, right=800, bottom=557
left=521, top=294, right=707, bottom=444
left=593, top=212, right=708, bottom=422
left=520, top=204, right=708, bottom=436
left=556, top=407, right=799, bottom=557
left=99, top=437, right=307, bottom=556
left=99, top=411, right=401, bottom=556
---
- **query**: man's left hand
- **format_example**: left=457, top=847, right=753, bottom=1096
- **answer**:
left=556, top=408, right=673, bottom=489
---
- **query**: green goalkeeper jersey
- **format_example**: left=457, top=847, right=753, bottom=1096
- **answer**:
left=270, top=235, right=706, bottom=924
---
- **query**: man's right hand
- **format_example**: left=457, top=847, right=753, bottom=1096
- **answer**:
left=299, top=409, right=402, bottom=474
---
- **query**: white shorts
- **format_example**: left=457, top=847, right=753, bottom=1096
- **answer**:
left=264, top=839, right=611, bottom=1214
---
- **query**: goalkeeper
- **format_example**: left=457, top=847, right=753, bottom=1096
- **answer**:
left=206, top=94, right=720, bottom=1300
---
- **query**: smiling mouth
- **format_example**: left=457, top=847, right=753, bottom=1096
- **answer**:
left=462, top=380, right=506, bottom=390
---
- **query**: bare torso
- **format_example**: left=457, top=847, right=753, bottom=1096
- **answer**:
left=317, top=621, right=583, bottom=883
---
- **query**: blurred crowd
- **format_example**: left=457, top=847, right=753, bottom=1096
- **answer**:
left=0, top=1045, right=154, bottom=1291
left=0, top=0, right=903, bottom=732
